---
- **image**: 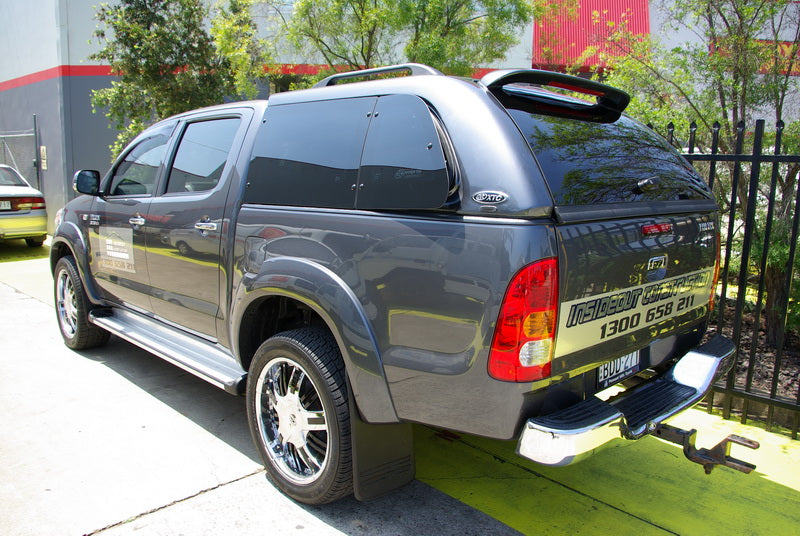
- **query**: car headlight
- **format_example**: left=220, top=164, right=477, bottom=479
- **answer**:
left=54, top=207, right=64, bottom=229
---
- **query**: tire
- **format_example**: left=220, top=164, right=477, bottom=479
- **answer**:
left=53, top=255, right=110, bottom=350
left=26, top=236, right=45, bottom=248
left=246, top=328, right=352, bottom=504
left=175, top=241, right=191, bottom=256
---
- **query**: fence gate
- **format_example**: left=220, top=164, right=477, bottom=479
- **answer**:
left=0, top=126, right=38, bottom=190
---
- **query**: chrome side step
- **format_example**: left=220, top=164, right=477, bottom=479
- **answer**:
left=89, top=308, right=246, bottom=395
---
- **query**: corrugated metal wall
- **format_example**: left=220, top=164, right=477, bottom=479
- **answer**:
left=532, top=0, right=650, bottom=72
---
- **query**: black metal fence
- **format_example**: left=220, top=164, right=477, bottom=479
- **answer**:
left=655, top=119, right=800, bottom=438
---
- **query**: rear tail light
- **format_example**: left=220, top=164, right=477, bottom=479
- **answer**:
left=709, top=232, right=721, bottom=312
left=488, top=258, right=558, bottom=382
left=3, top=197, right=47, bottom=211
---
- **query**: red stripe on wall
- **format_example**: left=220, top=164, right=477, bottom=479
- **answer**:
left=1, top=63, right=509, bottom=92
left=0, top=65, right=115, bottom=92
left=273, top=63, right=500, bottom=80
left=273, top=63, right=326, bottom=76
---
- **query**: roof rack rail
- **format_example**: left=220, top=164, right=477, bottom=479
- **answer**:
left=313, top=63, right=444, bottom=88
left=480, top=69, right=630, bottom=123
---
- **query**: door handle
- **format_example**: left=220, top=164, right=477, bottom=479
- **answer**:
left=194, top=221, right=218, bottom=232
left=129, top=216, right=145, bottom=226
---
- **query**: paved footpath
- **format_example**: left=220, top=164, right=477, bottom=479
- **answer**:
left=1, top=245, right=798, bottom=535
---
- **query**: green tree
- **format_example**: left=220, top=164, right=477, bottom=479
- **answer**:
left=211, top=0, right=272, bottom=99
left=286, top=0, right=400, bottom=70
left=91, top=0, right=266, bottom=157
left=282, top=0, right=535, bottom=75
left=398, top=0, right=534, bottom=76
left=594, top=0, right=800, bottom=346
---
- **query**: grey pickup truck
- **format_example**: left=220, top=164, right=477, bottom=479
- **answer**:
left=51, top=64, right=751, bottom=505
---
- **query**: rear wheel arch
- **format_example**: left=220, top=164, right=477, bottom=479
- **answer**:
left=231, top=260, right=399, bottom=424
left=237, top=295, right=328, bottom=373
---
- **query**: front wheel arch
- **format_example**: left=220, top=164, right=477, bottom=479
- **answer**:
left=53, top=255, right=109, bottom=350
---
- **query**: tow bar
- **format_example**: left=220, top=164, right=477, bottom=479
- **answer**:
left=654, top=423, right=760, bottom=475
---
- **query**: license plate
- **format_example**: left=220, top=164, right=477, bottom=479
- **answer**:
left=597, top=351, right=641, bottom=389
left=0, top=200, right=10, bottom=210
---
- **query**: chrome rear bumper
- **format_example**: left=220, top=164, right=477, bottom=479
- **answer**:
left=517, top=336, right=736, bottom=466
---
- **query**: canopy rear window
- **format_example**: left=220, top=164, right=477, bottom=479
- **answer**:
left=507, top=110, right=712, bottom=206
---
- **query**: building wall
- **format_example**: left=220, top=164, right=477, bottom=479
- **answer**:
left=2, top=0, right=60, bottom=81
left=0, top=0, right=116, bottom=233
left=0, top=70, right=116, bottom=233
left=60, top=0, right=105, bottom=66
left=1, top=77, right=67, bottom=231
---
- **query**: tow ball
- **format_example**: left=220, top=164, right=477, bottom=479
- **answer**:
left=653, top=423, right=760, bottom=475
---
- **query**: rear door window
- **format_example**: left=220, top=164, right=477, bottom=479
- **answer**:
left=247, top=97, right=375, bottom=208
left=507, top=110, right=711, bottom=206
left=165, top=118, right=241, bottom=194
left=357, top=94, right=450, bottom=210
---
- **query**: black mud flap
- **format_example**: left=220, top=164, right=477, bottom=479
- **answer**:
left=654, top=423, right=760, bottom=475
left=349, top=396, right=415, bottom=501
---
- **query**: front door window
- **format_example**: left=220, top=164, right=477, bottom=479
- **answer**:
left=89, top=125, right=173, bottom=310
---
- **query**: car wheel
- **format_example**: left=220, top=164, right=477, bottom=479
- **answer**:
left=26, top=236, right=45, bottom=248
left=176, top=241, right=191, bottom=256
left=247, top=328, right=352, bottom=504
left=53, top=255, right=110, bottom=350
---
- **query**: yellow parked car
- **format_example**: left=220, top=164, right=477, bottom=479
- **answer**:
left=0, top=164, right=47, bottom=247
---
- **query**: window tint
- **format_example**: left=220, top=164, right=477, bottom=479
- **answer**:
left=357, top=94, right=450, bottom=210
left=165, top=118, right=241, bottom=194
left=246, top=98, right=375, bottom=208
left=108, top=123, right=174, bottom=196
left=507, top=110, right=711, bottom=206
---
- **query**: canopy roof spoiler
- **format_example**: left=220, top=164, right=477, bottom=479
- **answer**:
left=314, top=63, right=444, bottom=88
left=480, top=69, right=631, bottom=123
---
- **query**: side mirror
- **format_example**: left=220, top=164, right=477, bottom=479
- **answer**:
left=73, top=170, right=101, bottom=195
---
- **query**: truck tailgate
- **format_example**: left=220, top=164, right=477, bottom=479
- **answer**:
left=552, top=212, right=718, bottom=379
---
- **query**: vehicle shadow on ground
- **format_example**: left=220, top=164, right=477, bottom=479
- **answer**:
left=76, top=335, right=523, bottom=536
left=0, top=239, right=49, bottom=262
left=77, top=336, right=260, bottom=463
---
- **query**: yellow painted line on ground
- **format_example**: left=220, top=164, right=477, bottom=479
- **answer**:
left=665, top=409, right=800, bottom=492
left=414, top=408, right=800, bottom=536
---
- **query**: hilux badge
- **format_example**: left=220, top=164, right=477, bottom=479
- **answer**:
left=472, top=191, right=508, bottom=204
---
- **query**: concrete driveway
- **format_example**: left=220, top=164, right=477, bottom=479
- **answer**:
left=1, top=242, right=798, bottom=535
left=0, top=250, right=519, bottom=536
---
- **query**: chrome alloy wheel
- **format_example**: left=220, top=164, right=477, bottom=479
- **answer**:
left=255, top=357, right=329, bottom=484
left=56, top=268, right=78, bottom=338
